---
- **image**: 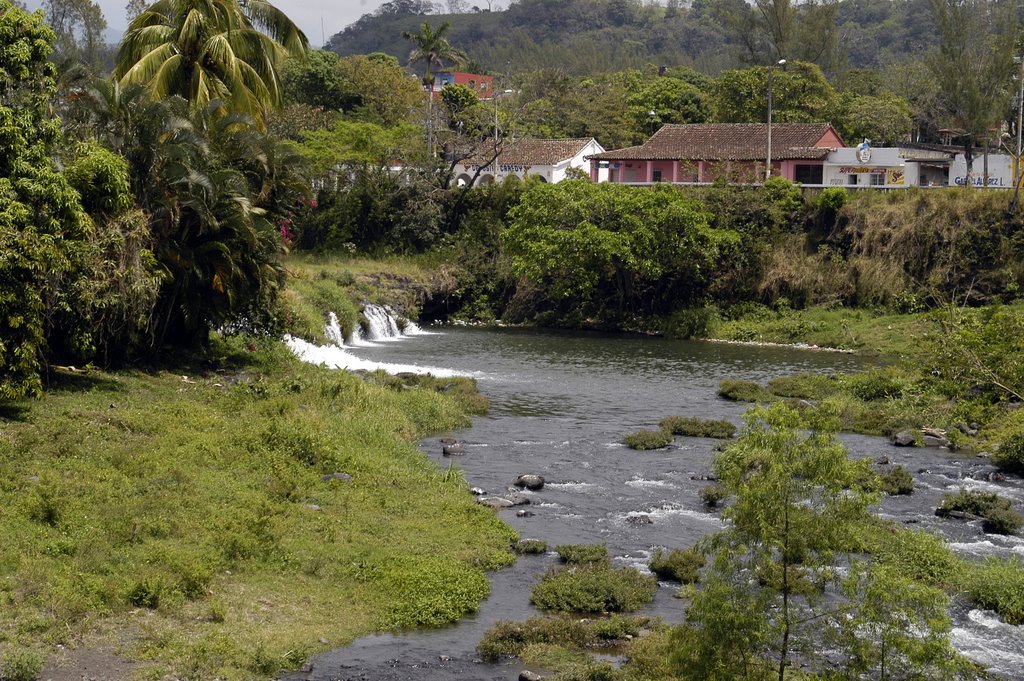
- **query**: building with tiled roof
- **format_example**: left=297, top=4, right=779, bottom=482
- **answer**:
left=454, top=137, right=606, bottom=186
left=588, top=123, right=845, bottom=184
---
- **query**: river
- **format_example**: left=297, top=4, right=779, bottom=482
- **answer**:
left=285, top=325, right=1024, bottom=680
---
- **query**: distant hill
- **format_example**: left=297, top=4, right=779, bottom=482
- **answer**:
left=326, top=0, right=937, bottom=76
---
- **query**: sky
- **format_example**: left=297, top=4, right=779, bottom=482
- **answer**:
left=24, top=0, right=391, bottom=47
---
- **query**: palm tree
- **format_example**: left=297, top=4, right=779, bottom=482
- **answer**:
left=402, top=20, right=466, bottom=156
left=114, top=0, right=307, bottom=123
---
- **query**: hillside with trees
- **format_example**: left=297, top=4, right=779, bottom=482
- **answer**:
left=327, top=0, right=939, bottom=74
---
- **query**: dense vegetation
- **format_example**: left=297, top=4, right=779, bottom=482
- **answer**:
left=4, top=0, right=1024, bottom=677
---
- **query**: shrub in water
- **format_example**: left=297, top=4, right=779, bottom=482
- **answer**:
left=513, top=539, right=549, bottom=555
left=648, top=548, right=705, bottom=583
left=664, top=307, right=717, bottom=339
left=0, top=648, right=44, bottom=681
left=530, top=565, right=657, bottom=614
left=700, top=484, right=726, bottom=507
left=658, top=416, right=736, bottom=439
left=767, top=372, right=835, bottom=399
left=879, top=465, right=914, bottom=495
left=477, top=614, right=646, bottom=662
left=963, top=556, right=1024, bottom=625
left=937, top=490, right=1022, bottom=535
left=717, top=380, right=773, bottom=403
left=993, top=433, right=1024, bottom=476
left=556, top=544, right=610, bottom=565
left=623, top=429, right=672, bottom=450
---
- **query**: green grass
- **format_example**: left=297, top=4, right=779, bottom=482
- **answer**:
left=712, top=305, right=936, bottom=359
left=716, top=379, right=775, bottom=403
left=658, top=416, right=736, bottom=439
left=648, top=548, right=705, bottom=584
left=555, top=544, right=610, bottom=566
left=623, top=429, right=673, bottom=450
left=477, top=614, right=648, bottom=662
left=530, top=565, right=657, bottom=614
left=0, top=336, right=515, bottom=679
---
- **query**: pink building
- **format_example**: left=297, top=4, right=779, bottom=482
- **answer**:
left=588, top=123, right=846, bottom=184
left=433, top=71, right=495, bottom=99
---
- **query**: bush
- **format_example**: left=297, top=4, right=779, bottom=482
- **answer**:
left=513, top=539, right=549, bottom=555
left=556, top=544, right=610, bottom=566
left=767, top=372, right=836, bottom=399
left=864, top=526, right=959, bottom=587
left=477, top=614, right=646, bottom=662
left=648, top=548, right=705, bottom=583
left=658, top=416, right=736, bottom=439
left=0, top=648, right=45, bottom=681
left=982, top=506, right=1023, bottom=535
left=700, top=484, right=726, bottom=507
left=879, top=465, right=914, bottom=495
left=936, top=490, right=1022, bottom=535
left=664, top=307, right=717, bottom=339
left=962, top=557, right=1024, bottom=625
left=623, top=429, right=673, bottom=450
left=845, top=369, right=906, bottom=401
left=717, top=380, right=773, bottom=403
left=530, top=565, right=657, bottom=614
left=993, top=433, right=1024, bottom=475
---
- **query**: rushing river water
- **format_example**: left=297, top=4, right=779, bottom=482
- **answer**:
left=285, top=326, right=1024, bottom=681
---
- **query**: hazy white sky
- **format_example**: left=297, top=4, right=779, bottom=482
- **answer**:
left=25, top=0, right=391, bottom=47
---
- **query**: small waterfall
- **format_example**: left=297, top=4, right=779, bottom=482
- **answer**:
left=360, top=304, right=403, bottom=342
left=325, top=312, right=345, bottom=347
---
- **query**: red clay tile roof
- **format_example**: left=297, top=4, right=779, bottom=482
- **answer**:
left=464, top=138, right=596, bottom=167
left=589, top=123, right=843, bottom=162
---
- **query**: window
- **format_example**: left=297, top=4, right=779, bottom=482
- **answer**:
left=794, top=164, right=823, bottom=184
left=468, top=79, right=476, bottom=88
left=869, top=172, right=885, bottom=186
left=480, top=81, right=488, bottom=90
left=847, top=174, right=859, bottom=185
left=652, top=169, right=663, bottom=182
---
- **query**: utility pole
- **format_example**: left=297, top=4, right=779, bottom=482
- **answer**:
left=766, top=58, right=786, bottom=182
left=1013, top=56, right=1024, bottom=211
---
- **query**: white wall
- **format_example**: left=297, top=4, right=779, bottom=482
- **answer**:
left=822, top=147, right=914, bottom=188
left=949, top=153, right=1013, bottom=188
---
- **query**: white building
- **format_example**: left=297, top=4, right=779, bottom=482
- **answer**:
left=454, top=138, right=606, bottom=187
left=822, top=145, right=1014, bottom=189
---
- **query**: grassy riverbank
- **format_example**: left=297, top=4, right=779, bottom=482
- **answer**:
left=0, top=336, right=515, bottom=679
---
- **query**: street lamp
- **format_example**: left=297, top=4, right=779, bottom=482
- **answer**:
left=648, top=110, right=657, bottom=137
left=766, top=58, right=787, bottom=182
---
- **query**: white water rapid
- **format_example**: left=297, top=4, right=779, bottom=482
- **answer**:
left=285, top=304, right=462, bottom=377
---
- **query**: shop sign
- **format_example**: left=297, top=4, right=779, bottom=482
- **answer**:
left=839, top=166, right=885, bottom=174
left=954, top=175, right=1007, bottom=187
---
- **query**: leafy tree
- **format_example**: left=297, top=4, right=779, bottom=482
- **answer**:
left=0, top=0, right=89, bottom=398
left=281, top=49, right=356, bottom=111
left=834, top=93, right=913, bottom=145
left=928, top=0, right=1017, bottom=183
left=719, top=0, right=840, bottom=68
left=626, top=77, right=710, bottom=132
left=42, top=0, right=107, bottom=69
left=115, top=0, right=308, bottom=122
left=676, top=403, right=965, bottom=680
left=335, top=54, right=426, bottom=125
left=402, top=20, right=467, bottom=154
left=712, top=61, right=835, bottom=124
left=503, top=182, right=736, bottom=324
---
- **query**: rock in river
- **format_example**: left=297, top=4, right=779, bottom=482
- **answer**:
left=514, top=474, right=545, bottom=490
left=443, top=443, right=465, bottom=456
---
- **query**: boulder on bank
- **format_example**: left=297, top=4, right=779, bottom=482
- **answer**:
left=892, top=430, right=916, bottom=447
left=514, top=474, right=545, bottom=490
left=321, top=472, right=353, bottom=483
